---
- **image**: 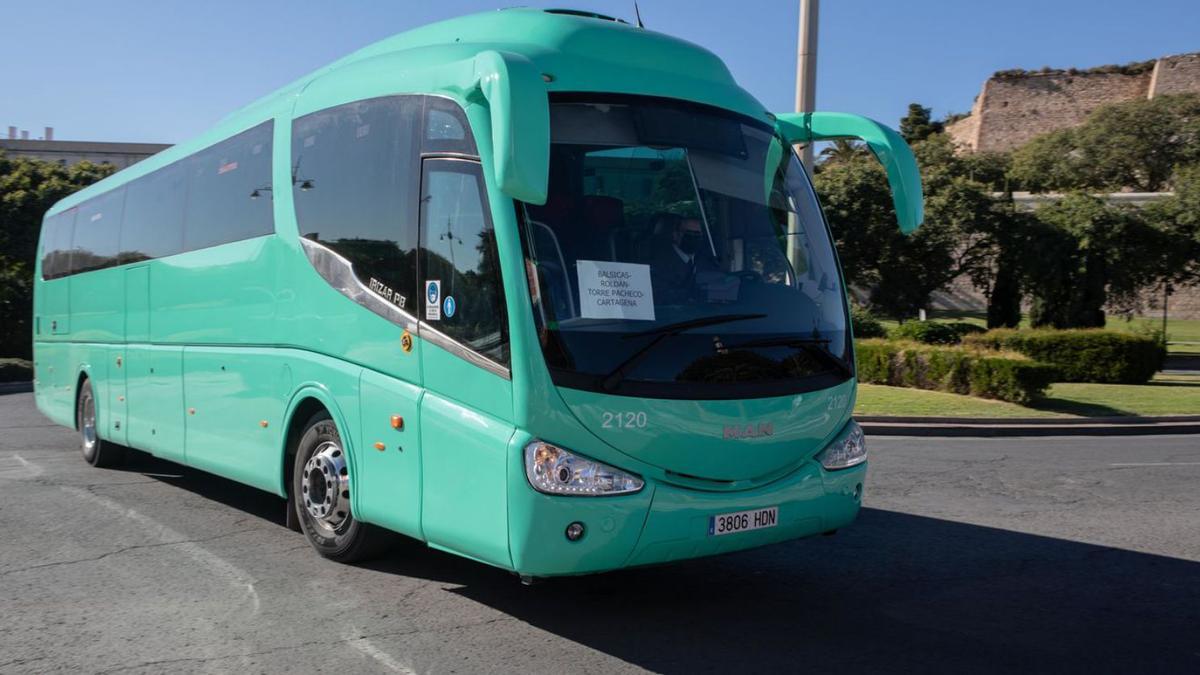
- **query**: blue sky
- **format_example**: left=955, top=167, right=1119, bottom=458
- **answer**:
left=3, top=0, right=1198, bottom=143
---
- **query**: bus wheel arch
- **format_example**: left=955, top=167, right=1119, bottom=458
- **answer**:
left=282, top=389, right=393, bottom=562
left=75, top=371, right=124, bottom=467
left=73, top=370, right=90, bottom=430
left=283, top=395, right=330, bottom=532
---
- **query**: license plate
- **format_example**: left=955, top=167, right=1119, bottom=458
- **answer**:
left=708, top=506, right=779, bottom=537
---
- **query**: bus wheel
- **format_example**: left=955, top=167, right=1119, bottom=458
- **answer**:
left=292, top=411, right=392, bottom=562
left=77, top=378, right=125, bottom=468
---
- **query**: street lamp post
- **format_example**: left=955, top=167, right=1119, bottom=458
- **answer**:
left=794, top=0, right=819, bottom=175
left=789, top=0, right=820, bottom=272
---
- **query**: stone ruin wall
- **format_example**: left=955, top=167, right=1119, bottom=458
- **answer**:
left=945, top=52, right=1200, bottom=153
left=973, top=72, right=1149, bottom=152
left=1151, top=52, right=1200, bottom=97
left=935, top=52, right=1200, bottom=320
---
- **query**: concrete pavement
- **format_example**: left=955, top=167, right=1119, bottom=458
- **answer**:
left=1, top=392, right=1198, bottom=674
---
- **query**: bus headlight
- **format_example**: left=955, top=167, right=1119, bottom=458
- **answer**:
left=524, top=440, right=644, bottom=496
left=816, top=420, right=867, bottom=470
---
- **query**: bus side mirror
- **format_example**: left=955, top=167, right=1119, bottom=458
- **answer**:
left=775, top=112, right=923, bottom=234
left=471, top=51, right=551, bottom=205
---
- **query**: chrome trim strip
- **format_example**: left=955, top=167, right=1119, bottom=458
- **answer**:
left=302, top=238, right=508, bottom=378
left=299, top=237, right=419, bottom=331
left=417, top=321, right=511, bottom=380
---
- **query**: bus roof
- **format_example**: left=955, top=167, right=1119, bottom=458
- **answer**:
left=48, top=8, right=767, bottom=216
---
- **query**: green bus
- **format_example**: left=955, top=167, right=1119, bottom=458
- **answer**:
left=33, top=9, right=921, bottom=578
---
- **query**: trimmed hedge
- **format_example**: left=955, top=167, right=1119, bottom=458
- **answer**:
left=855, top=340, right=1057, bottom=404
left=850, top=305, right=887, bottom=338
left=0, top=358, right=32, bottom=383
left=963, top=329, right=1164, bottom=384
left=888, top=321, right=986, bottom=345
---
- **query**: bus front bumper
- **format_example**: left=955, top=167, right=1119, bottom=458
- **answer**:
left=507, top=459, right=866, bottom=577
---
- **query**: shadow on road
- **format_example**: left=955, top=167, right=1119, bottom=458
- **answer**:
left=123, top=452, right=1200, bottom=673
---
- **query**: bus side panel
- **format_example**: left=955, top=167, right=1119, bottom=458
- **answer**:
left=34, top=273, right=75, bottom=426
left=149, top=237, right=279, bottom=346
left=420, top=383, right=515, bottom=570
left=69, top=267, right=124, bottom=343
left=126, top=345, right=185, bottom=463
left=34, top=340, right=75, bottom=428
left=125, top=265, right=150, bottom=343
left=356, top=369, right=423, bottom=539
left=182, top=347, right=284, bottom=493
left=42, top=276, right=70, bottom=336
left=106, top=344, right=128, bottom=446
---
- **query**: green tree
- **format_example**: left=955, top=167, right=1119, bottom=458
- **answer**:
left=0, top=154, right=115, bottom=357
left=817, top=139, right=867, bottom=164
left=1010, top=93, right=1200, bottom=192
left=898, top=103, right=944, bottom=144
left=811, top=154, right=894, bottom=291
left=814, top=133, right=1010, bottom=320
left=1026, top=194, right=1167, bottom=327
left=1141, top=164, right=1200, bottom=289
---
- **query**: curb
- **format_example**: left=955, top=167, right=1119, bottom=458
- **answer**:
left=0, top=381, right=33, bottom=395
left=860, top=415, right=1200, bottom=437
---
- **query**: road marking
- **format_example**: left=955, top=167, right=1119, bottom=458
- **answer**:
left=345, top=631, right=417, bottom=674
left=58, top=483, right=261, bottom=615
left=0, top=453, right=45, bottom=479
left=1109, top=462, right=1200, bottom=467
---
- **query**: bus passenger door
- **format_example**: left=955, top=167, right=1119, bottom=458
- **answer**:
left=416, top=158, right=515, bottom=568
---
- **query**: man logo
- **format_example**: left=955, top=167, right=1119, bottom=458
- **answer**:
left=723, top=422, right=774, bottom=439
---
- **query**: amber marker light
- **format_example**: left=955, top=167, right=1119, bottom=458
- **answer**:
left=374, top=442, right=386, bottom=451
left=391, top=415, right=404, bottom=430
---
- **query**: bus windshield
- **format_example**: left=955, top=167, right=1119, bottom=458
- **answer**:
left=520, top=98, right=850, bottom=399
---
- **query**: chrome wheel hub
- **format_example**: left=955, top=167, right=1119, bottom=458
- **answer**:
left=301, top=441, right=350, bottom=532
left=80, top=389, right=97, bottom=457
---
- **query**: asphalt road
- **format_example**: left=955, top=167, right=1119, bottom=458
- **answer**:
left=2, top=391, right=1198, bottom=674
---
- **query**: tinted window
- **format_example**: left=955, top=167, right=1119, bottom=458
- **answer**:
left=292, top=96, right=422, bottom=313
left=423, top=97, right=476, bottom=155
left=71, top=188, right=124, bottom=274
left=520, top=99, right=849, bottom=399
left=184, top=121, right=274, bottom=251
left=121, top=161, right=186, bottom=263
left=40, top=210, right=76, bottom=280
left=420, top=159, right=508, bottom=366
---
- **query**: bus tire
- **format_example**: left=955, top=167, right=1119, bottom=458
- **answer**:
left=77, top=378, right=125, bottom=468
left=292, top=410, right=392, bottom=562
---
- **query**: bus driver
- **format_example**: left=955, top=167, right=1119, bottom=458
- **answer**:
left=651, top=216, right=718, bottom=304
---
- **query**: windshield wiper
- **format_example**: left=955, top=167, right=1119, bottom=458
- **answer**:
left=600, top=313, right=767, bottom=392
left=726, top=335, right=852, bottom=377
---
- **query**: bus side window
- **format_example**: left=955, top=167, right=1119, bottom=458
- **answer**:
left=419, top=159, right=509, bottom=367
left=71, top=188, right=125, bottom=274
left=183, top=121, right=274, bottom=252
left=121, top=161, right=186, bottom=263
left=423, top=97, right=476, bottom=155
left=41, top=211, right=76, bottom=280
left=292, top=96, right=422, bottom=314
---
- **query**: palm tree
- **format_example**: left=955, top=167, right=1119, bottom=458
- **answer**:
left=818, top=139, right=867, bottom=164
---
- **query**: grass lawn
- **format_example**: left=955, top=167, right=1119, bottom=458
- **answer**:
left=854, top=384, right=1067, bottom=418
left=1036, top=373, right=1200, bottom=417
left=855, top=373, right=1200, bottom=418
